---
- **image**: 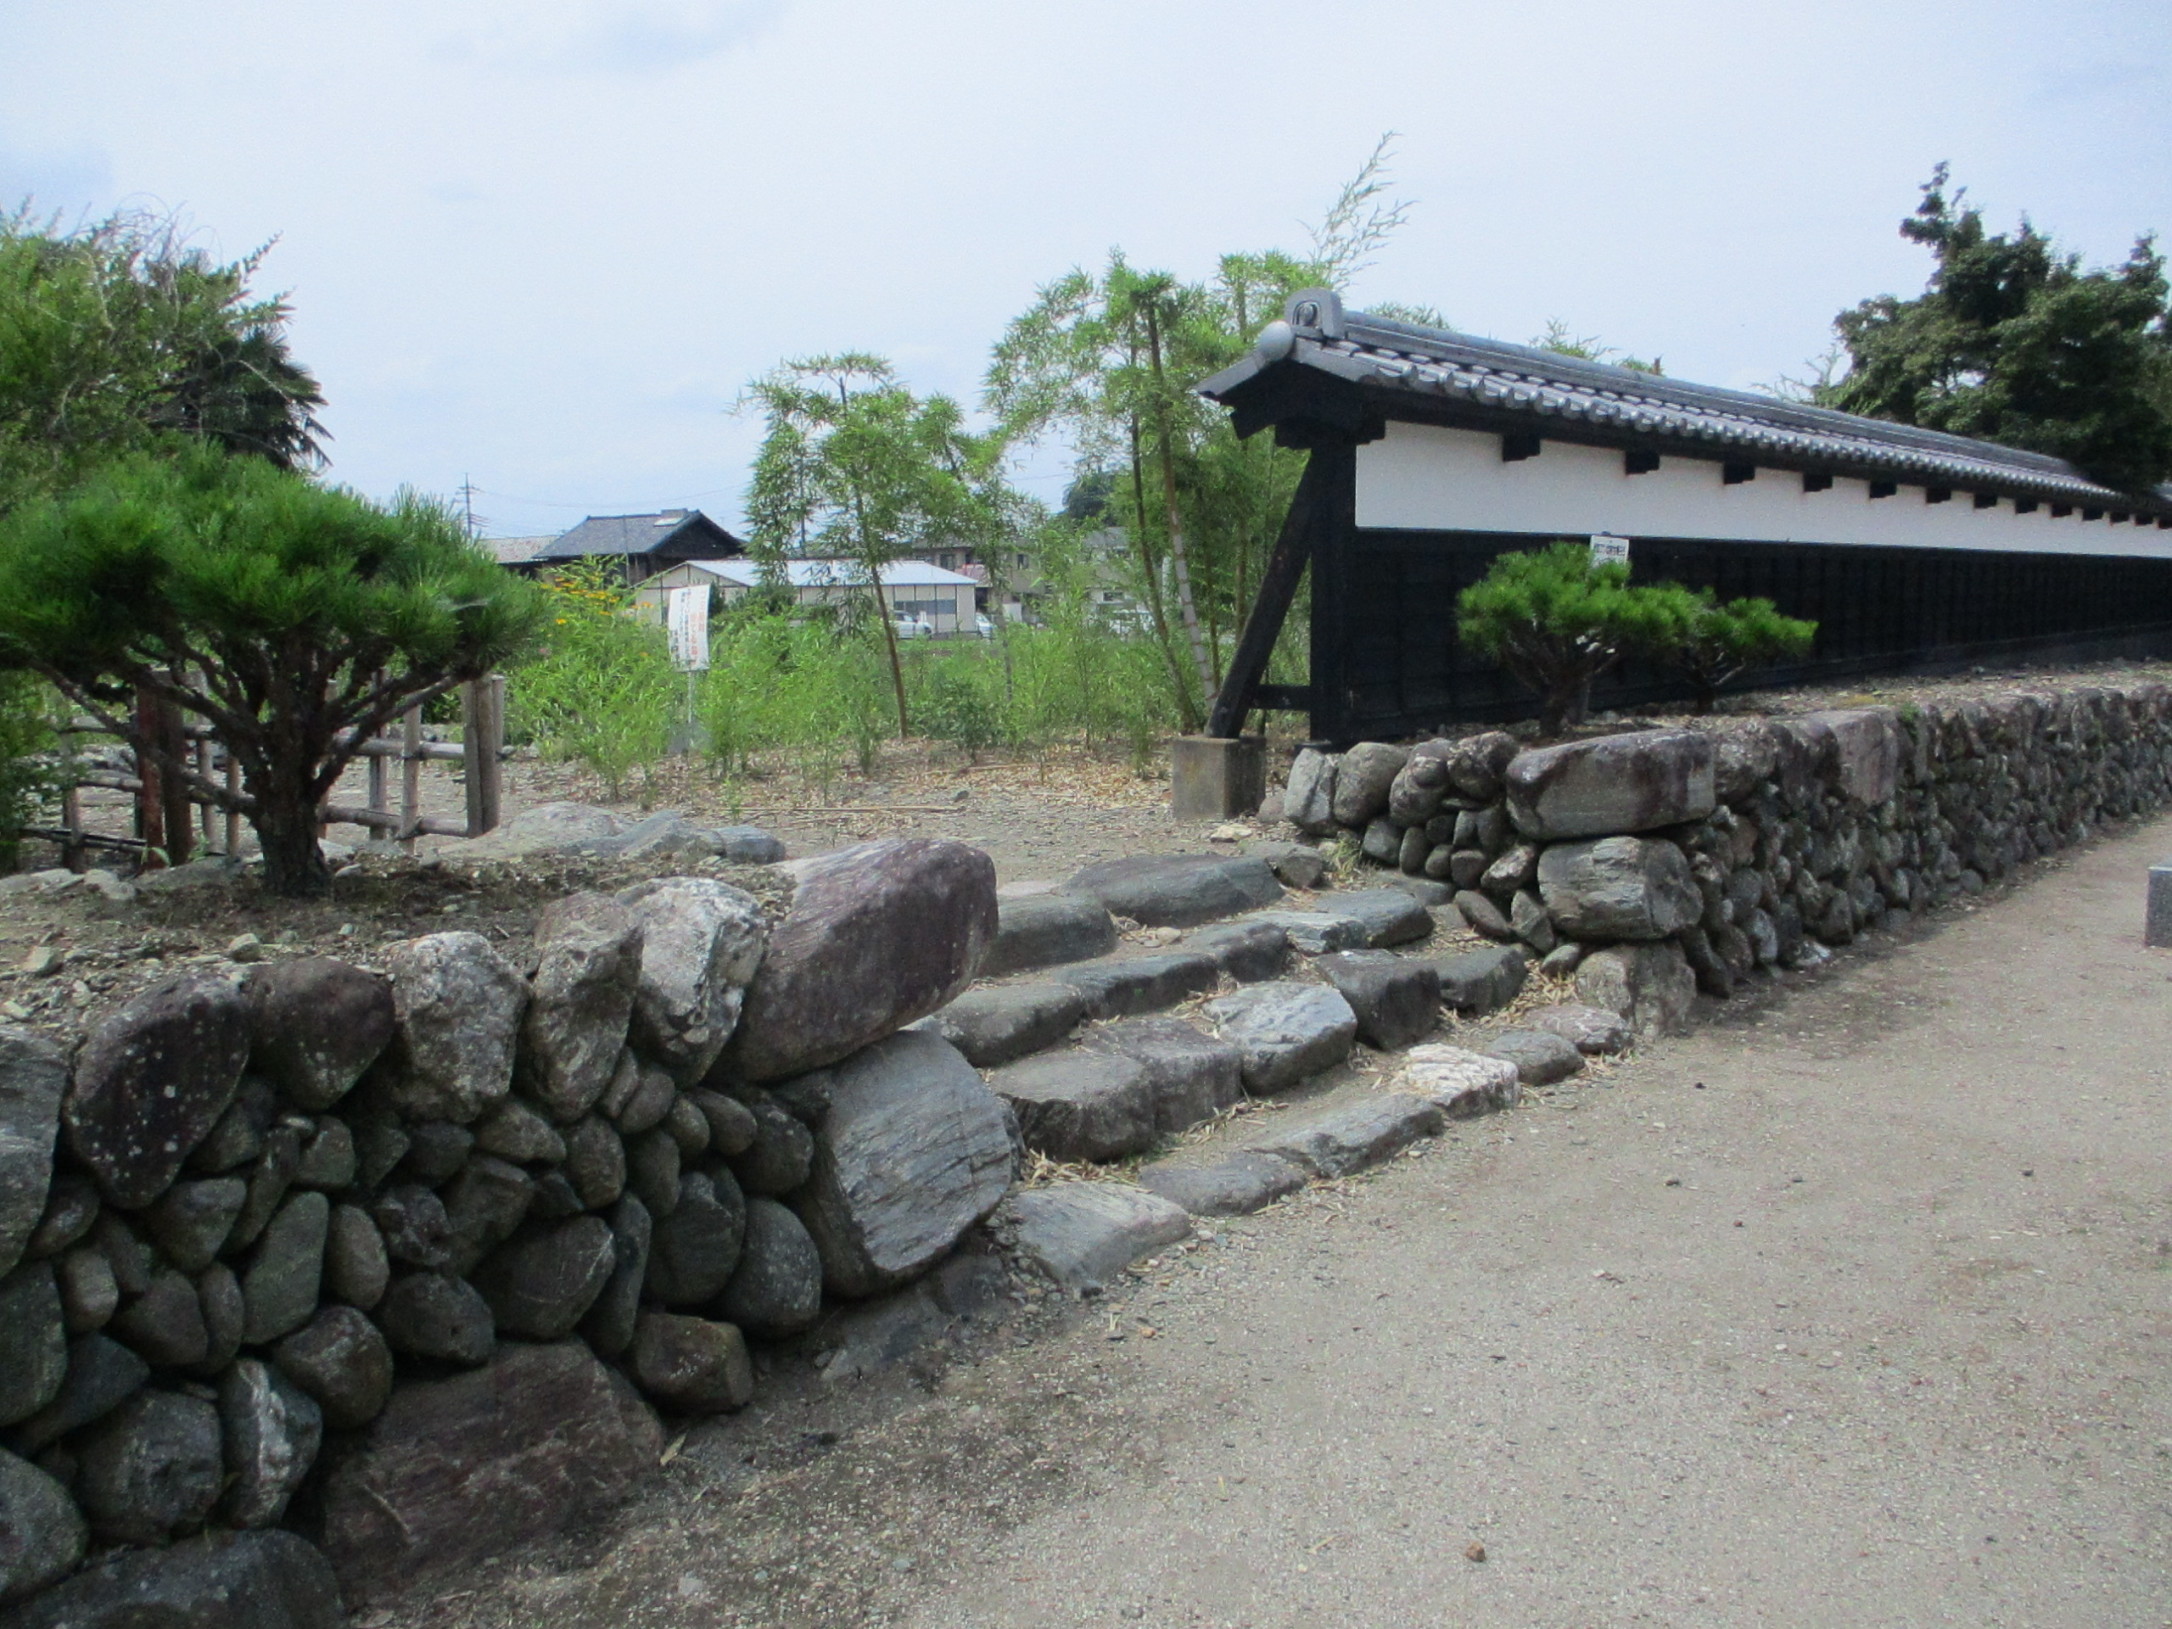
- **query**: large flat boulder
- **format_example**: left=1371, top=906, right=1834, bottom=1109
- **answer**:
left=2, top=1530, right=342, bottom=1629
left=1065, top=854, right=1283, bottom=928
left=1181, top=921, right=1291, bottom=982
left=792, top=1031, right=1014, bottom=1298
left=616, top=877, right=767, bottom=1084
left=1537, top=836, right=1701, bottom=941
left=0, top=1027, right=66, bottom=1278
left=1505, top=729, right=1716, bottom=840
left=982, top=893, right=1117, bottom=977
left=318, top=1340, right=661, bottom=1603
left=995, top=1183, right=1191, bottom=1296
left=64, top=971, right=251, bottom=1208
left=724, top=840, right=995, bottom=1082
left=436, top=801, right=621, bottom=861
left=1243, top=910, right=1369, bottom=955
left=1202, top=982, right=1357, bottom=1093
left=987, top=1052, right=1158, bottom=1164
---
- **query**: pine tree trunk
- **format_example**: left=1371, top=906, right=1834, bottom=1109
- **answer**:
left=253, top=778, right=331, bottom=897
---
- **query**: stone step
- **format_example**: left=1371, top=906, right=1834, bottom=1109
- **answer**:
left=1065, top=853, right=1285, bottom=928
left=914, top=984, right=1086, bottom=1068
left=1049, top=951, right=1221, bottom=1022
left=983, top=892, right=1118, bottom=978
left=992, top=1183, right=1193, bottom=1296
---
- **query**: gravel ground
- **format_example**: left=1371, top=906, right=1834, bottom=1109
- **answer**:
left=365, top=800, right=2172, bottom=1629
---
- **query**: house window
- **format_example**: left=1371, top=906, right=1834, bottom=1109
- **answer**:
left=1015, top=552, right=1029, bottom=568
left=939, top=552, right=956, bottom=569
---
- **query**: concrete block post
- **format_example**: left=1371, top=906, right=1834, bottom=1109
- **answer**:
left=1170, top=735, right=1266, bottom=821
left=2148, top=861, right=2172, bottom=947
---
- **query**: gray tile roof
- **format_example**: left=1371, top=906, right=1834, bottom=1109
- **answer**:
left=480, top=534, right=554, bottom=565
left=1198, top=290, right=2172, bottom=518
left=534, top=509, right=745, bottom=559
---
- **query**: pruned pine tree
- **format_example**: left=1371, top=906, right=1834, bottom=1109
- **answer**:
left=0, top=445, right=543, bottom=895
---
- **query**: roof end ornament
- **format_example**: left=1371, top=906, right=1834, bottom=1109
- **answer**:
left=1284, top=287, right=1345, bottom=341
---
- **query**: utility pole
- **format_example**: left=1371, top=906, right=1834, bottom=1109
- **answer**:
left=457, top=476, right=482, bottom=541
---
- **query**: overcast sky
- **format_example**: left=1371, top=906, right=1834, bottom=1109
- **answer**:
left=4, top=0, right=2166, bottom=539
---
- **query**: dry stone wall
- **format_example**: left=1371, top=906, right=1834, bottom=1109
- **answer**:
left=1279, top=679, right=2172, bottom=1033
left=0, top=837, right=1013, bottom=1622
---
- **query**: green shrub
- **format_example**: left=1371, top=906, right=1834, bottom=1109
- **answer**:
left=509, top=565, right=676, bottom=800
left=1455, top=542, right=1677, bottom=735
left=0, top=672, right=57, bottom=870
left=1648, top=585, right=1817, bottom=712
left=916, top=660, right=1001, bottom=763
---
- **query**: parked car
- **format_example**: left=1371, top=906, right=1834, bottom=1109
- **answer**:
left=893, top=615, right=933, bottom=640
left=973, top=614, right=996, bottom=639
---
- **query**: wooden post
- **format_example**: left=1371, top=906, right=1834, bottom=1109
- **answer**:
left=461, top=676, right=503, bottom=837
left=1205, top=447, right=1326, bottom=739
left=196, top=737, right=216, bottom=855
left=401, top=705, right=422, bottom=854
left=366, top=732, right=388, bottom=848
left=132, top=688, right=166, bottom=868
left=224, top=752, right=241, bottom=858
left=60, top=782, right=84, bottom=872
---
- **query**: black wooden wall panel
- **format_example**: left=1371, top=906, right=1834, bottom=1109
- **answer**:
left=1321, top=528, right=2172, bottom=742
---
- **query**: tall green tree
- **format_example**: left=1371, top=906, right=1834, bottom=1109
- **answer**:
left=0, top=445, right=543, bottom=895
left=743, top=355, right=1014, bottom=736
left=1819, top=167, right=2172, bottom=495
left=985, top=138, right=1423, bottom=729
left=0, top=207, right=327, bottom=511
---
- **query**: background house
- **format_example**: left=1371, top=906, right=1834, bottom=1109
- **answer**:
left=492, top=508, right=746, bottom=583
left=634, top=557, right=982, bottom=634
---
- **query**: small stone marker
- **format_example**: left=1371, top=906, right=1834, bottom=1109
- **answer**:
left=2149, top=861, right=2172, bottom=948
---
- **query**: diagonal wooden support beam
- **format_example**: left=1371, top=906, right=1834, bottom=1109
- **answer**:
left=1205, top=447, right=1332, bottom=739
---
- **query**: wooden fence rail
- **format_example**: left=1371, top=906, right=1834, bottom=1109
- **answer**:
left=39, top=675, right=505, bottom=869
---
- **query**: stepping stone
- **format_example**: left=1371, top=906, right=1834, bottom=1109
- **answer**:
left=1182, top=921, right=1290, bottom=982
left=1066, top=855, right=1284, bottom=928
left=985, top=1053, right=1158, bottom=1163
left=1454, top=890, right=1517, bottom=941
left=1247, top=841, right=1328, bottom=890
left=1377, top=875, right=1454, bottom=908
left=1243, top=910, right=1369, bottom=955
left=1433, top=945, right=1530, bottom=1016
left=995, top=1183, right=1192, bottom=1295
left=915, top=984, right=1086, bottom=1067
left=1202, top=982, right=1358, bottom=1093
left=1137, top=1150, right=1307, bottom=1217
left=982, top=893, right=1116, bottom=977
left=1486, top=1028, right=1586, bottom=1085
left=1526, top=1003, right=1632, bottom=1056
left=1052, top=953, right=1220, bottom=1021
left=1395, top=1044, right=1522, bottom=1118
left=1244, top=1094, right=1444, bottom=1179
left=1313, top=952, right=1441, bottom=1051
left=1082, top=1017, right=1243, bottom=1133
left=1329, top=888, right=1436, bottom=947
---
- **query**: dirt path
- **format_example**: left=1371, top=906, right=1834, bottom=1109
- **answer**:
left=392, top=812, right=2172, bottom=1629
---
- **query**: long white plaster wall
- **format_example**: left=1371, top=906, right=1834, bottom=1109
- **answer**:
left=1356, top=421, right=2172, bottom=559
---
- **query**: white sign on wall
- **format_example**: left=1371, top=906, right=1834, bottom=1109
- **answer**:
left=1589, top=534, right=1631, bottom=568
left=665, top=584, right=711, bottom=671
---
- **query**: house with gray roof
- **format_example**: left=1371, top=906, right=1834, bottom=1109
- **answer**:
left=503, top=509, right=746, bottom=582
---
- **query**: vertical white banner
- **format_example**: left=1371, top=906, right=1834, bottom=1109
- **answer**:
left=665, top=584, right=711, bottom=671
